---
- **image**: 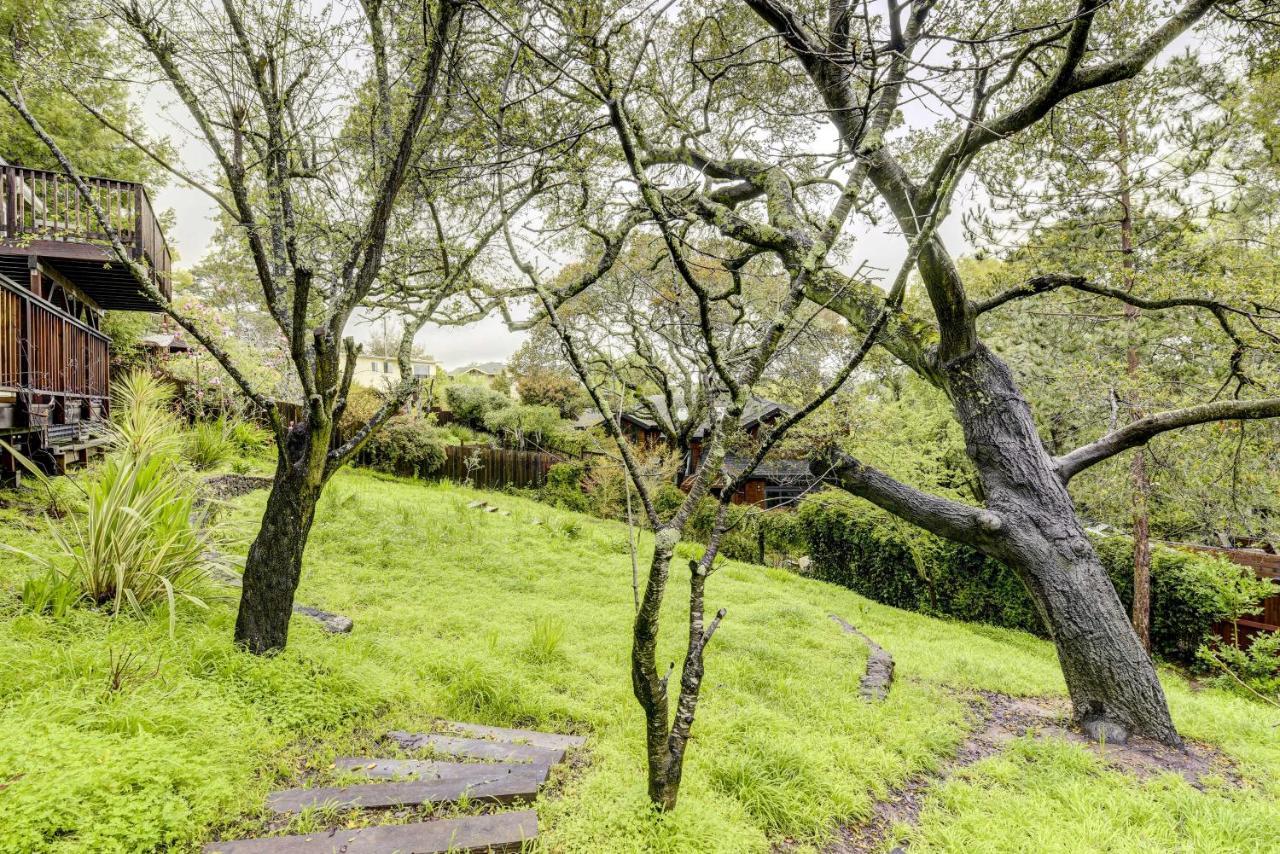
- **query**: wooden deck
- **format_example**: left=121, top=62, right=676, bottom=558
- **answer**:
left=1, top=164, right=171, bottom=310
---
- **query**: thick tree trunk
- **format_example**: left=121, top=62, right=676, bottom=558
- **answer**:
left=234, top=426, right=324, bottom=655
left=944, top=346, right=1180, bottom=746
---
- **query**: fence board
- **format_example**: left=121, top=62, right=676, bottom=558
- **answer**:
left=438, top=444, right=558, bottom=491
left=1181, top=544, right=1280, bottom=651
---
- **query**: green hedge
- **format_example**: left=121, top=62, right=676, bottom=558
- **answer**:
left=796, top=490, right=1271, bottom=664
left=364, top=416, right=449, bottom=477
left=544, top=462, right=591, bottom=513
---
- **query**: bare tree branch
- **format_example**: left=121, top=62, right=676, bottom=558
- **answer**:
left=1055, top=397, right=1280, bottom=482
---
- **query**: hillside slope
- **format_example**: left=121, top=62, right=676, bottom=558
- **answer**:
left=0, top=469, right=1277, bottom=852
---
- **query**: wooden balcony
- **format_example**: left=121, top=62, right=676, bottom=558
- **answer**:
left=1, top=164, right=171, bottom=310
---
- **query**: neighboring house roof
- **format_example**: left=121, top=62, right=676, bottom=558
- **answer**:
left=573, top=409, right=607, bottom=429
left=722, top=455, right=816, bottom=485
left=139, top=332, right=191, bottom=352
left=450, top=361, right=506, bottom=376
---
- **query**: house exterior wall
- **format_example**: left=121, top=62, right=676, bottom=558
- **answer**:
left=351, top=354, right=441, bottom=391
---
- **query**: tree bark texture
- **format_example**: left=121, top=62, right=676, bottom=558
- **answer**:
left=943, top=347, right=1179, bottom=746
left=234, top=424, right=325, bottom=655
left=631, top=527, right=680, bottom=809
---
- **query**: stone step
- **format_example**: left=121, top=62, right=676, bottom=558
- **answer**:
left=437, top=720, right=586, bottom=752
left=387, top=732, right=566, bottom=765
left=335, top=757, right=550, bottom=783
left=267, top=765, right=545, bottom=815
left=203, top=810, right=537, bottom=853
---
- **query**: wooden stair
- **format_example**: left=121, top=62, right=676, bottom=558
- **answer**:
left=204, top=811, right=538, bottom=854
left=204, top=721, right=586, bottom=853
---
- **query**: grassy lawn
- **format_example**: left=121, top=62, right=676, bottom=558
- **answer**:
left=1, top=468, right=1278, bottom=852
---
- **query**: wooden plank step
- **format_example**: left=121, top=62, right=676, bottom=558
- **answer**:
left=335, top=757, right=550, bottom=783
left=387, top=732, right=565, bottom=765
left=203, top=810, right=537, bottom=853
left=267, top=765, right=545, bottom=815
left=438, top=720, right=586, bottom=752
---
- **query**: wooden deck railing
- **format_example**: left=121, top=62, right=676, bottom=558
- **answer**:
left=0, top=273, right=108, bottom=399
left=1, top=164, right=171, bottom=298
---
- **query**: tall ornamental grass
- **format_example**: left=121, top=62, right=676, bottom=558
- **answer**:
left=109, top=369, right=183, bottom=458
left=7, top=370, right=217, bottom=633
left=185, top=417, right=235, bottom=470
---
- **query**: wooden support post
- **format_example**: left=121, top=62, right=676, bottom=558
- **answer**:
left=134, top=184, right=145, bottom=261
left=27, top=254, right=40, bottom=298
left=3, top=165, right=15, bottom=238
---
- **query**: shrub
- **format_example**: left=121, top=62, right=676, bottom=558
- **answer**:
left=447, top=424, right=485, bottom=445
left=544, top=462, right=590, bottom=513
left=227, top=417, right=271, bottom=455
left=184, top=418, right=234, bottom=470
left=483, top=403, right=585, bottom=454
left=11, top=453, right=214, bottom=634
left=364, top=416, right=448, bottom=476
left=516, top=369, right=589, bottom=418
left=338, top=384, right=386, bottom=435
left=686, top=499, right=762, bottom=563
left=445, top=384, right=512, bottom=429
left=796, top=490, right=1271, bottom=664
left=653, top=482, right=686, bottom=522
left=1198, top=633, right=1280, bottom=704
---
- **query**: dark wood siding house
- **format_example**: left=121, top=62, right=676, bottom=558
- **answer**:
left=1, top=163, right=170, bottom=479
left=576, top=394, right=816, bottom=507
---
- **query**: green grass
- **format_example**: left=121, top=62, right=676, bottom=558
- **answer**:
left=0, top=469, right=1277, bottom=852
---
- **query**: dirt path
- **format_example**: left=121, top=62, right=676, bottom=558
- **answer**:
left=791, top=688, right=1240, bottom=854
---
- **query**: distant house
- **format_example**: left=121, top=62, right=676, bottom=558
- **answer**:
left=139, top=330, right=192, bottom=356
left=576, top=394, right=815, bottom=507
left=351, top=353, right=442, bottom=391
left=450, top=361, right=507, bottom=380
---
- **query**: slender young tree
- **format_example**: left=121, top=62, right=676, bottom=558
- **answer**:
left=3, top=0, right=543, bottom=653
left=489, top=4, right=910, bottom=806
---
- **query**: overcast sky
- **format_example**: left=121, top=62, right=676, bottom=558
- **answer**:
left=148, top=122, right=961, bottom=370
left=143, top=11, right=1194, bottom=370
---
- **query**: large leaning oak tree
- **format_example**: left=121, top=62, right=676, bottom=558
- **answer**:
left=741, top=0, right=1280, bottom=744
left=3, top=0, right=543, bottom=652
left=520, top=0, right=1280, bottom=746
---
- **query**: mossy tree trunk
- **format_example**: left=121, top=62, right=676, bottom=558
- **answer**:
left=234, top=421, right=329, bottom=654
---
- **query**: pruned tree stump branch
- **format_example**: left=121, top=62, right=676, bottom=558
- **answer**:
left=830, top=614, right=895, bottom=701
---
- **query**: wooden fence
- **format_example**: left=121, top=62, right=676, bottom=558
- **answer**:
left=436, top=444, right=559, bottom=490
